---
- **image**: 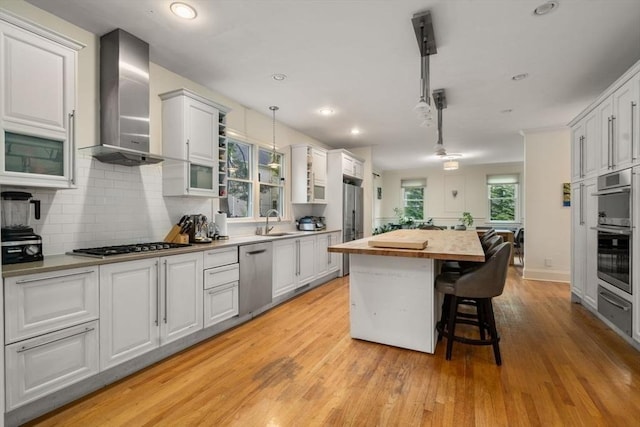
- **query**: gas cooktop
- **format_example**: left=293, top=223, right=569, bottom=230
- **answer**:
left=68, top=242, right=192, bottom=258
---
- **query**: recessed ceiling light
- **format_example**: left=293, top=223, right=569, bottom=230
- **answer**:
left=170, top=2, right=197, bottom=19
left=512, top=73, right=529, bottom=81
left=534, top=1, right=559, bottom=16
left=350, top=128, right=361, bottom=135
left=319, top=108, right=334, bottom=116
left=272, top=73, right=287, bottom=81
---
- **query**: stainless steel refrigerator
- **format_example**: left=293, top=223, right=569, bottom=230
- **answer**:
left=343, top=182, right=364, bottom=275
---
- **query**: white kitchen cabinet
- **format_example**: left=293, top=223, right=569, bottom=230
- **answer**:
left=273, top=235, right=317, bottom=297
left=204, top=264, right=239, bottom=327
left=4, top=267, right=98, bottom=344
left=327, top=231, right=341, bottom=274
left=340, top=152, right=364, bottom=180
left=160, top=252, right=204, bottom=344
left=99, top=252, right=203, bottom=369
left=598, top=96, right=615, bottom=173
left=0, top=11, right=83, bottom=189
left=5, top=320, right=98, bottom=410
left=633, top=167, right=640, bottom=344
left=315, top=232, right=341, bottom=277
left=160, top=88, right=230, bottom=197
left=291, top=145, right=327, bottom=203
left=571, top=178, right=597, bottom=307
left=571, top=110, right=598, bottom=182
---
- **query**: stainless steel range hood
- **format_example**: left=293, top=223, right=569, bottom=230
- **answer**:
left=81, top=29, right=164, bottom=166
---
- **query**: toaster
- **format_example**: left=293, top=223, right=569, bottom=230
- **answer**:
left=297, top=216, right=326, bottom=231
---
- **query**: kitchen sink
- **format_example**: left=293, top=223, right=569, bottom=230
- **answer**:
left=265, top=232, right=298, bottom=237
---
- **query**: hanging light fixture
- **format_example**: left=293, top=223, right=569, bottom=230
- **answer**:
left=412, top=11, right=437, bottom=127
left=432, top=88, right=448, bottom=156
left=268, top=106, right=280, bottom=169
left=443, top=160, right=459, bottom=171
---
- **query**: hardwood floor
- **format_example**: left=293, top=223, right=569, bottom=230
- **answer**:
left=27, top=267, right=640, bottom=426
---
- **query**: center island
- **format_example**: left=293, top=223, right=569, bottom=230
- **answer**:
left=328, top=229, right=484, bottom=354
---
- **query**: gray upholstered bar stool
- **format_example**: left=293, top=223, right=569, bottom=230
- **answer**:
left=435, top=242, right=511, bottom=365
left=442, top=234, right=503, bottom=274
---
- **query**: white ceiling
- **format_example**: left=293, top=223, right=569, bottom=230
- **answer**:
left=25, top=0, right=640, bottom=171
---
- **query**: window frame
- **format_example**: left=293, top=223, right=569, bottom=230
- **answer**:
left=486, top=175, right=520, bottom=223
left=400, top=178, right=426, bottom=221
left=226, top=136, right=286, bottom=221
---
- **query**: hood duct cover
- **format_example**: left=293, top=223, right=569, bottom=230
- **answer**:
left=84, top=29, right=163, bottom=166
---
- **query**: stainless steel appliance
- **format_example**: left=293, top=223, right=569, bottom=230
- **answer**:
left=69, top=242, right=191, bottom=258
left=593, top=169, right=632, bottom=294
left=1, top=191, right=43, bottom=264
left=239, top=242, right=273, bottom=316
left=343, top=182, right=364, bottom=275
left=598, top=285, right=632, bottom=336
left=296, top=216, right=326, bottom=231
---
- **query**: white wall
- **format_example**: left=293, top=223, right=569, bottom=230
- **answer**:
left=1, top=0, right=333, bottom=252
left=379, top=162, right=524, bottom=230
left=523, top=127, right=571, bottom=282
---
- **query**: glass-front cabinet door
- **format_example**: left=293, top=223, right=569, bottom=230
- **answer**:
left=0, top=11, right=82, bottom=188
left=189, top=163, right=214, bottom=192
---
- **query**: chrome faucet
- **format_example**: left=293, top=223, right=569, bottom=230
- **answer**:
left=264, top=209, right=281, bottom=235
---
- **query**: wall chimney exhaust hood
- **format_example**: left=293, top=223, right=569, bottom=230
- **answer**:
left=81, top=29, right=172, bottom=166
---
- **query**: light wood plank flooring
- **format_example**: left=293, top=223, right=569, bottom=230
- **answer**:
left=27, top=267, right=640, bottom=426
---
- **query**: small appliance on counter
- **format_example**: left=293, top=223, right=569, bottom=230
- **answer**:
left=296, top=216, right=326, bottom=231
left=1, top=191, right=43, bottom=264
left=188, top=214, right=212, bottom=243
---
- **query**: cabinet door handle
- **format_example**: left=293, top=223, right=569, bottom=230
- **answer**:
left=68, top=110, right=76, bottom=185
left=155, top=261, right=160, bottom=326
left=579, top=136, right=584, bottom=177
left=580, top=183, right=584, bottom=225
left=163, top=260, right=168, bottom=324
left=186, top=139, right=190, bottom=193
left=15, top=269, right=94, bottom=284
left=17, top=327, right=94, bottom=353
left=632, top=101, right=637, bottom=161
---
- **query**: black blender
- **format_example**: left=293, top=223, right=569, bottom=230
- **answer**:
left=1, top=191, right=43, bottom=264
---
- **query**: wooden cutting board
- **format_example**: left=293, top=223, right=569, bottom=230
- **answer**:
left=368, top=229, right=430, bottom=250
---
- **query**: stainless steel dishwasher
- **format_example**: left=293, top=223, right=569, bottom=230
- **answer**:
left=239, top=242, right=273, bottom=316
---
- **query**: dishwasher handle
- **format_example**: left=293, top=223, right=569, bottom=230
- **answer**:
left=245, top=249, right=267, bottom=256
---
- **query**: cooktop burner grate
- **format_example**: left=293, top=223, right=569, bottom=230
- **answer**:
left=68, top=242, right=192, bottom=258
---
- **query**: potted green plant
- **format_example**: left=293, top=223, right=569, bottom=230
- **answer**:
left=393, top=207, right=414, bottom=228
left=458, top=212, right=474, bottom=230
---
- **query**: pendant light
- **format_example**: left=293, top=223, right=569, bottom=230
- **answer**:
left=268, top=106, right=280, bottom=169
left=411, top=11, right=437, bottom=127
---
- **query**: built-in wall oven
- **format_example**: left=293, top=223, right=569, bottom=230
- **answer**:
left=593, top=168, right=632, bottom=295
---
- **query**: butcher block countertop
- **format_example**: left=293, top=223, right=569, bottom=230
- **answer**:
left=329, top=229, right=484, bottom=262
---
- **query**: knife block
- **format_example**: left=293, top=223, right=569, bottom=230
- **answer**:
left=164, top=225, right=189, bottom=244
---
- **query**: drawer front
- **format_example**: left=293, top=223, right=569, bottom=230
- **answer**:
left=5, top=321, right=99, bottom=410
left=204, top=246, right=238, bottom=269
left=204, top=263, right=239, bottom=290
left=598, top=286, right=632, bottom=336
left=5, top=267, right=99, bottom=344
left=204, top=282, right=239, bottom=327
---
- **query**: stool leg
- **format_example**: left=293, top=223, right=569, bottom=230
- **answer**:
left=437, top=294, right=451, bottom=341
left=476, top=298, right=486, bottom=341
left=485, top=298, right=502, bottom=366
left=445, top=296, right=458, bottom=360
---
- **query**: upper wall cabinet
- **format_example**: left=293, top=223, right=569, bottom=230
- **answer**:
left=160, top=89, right=230, bottom=197
left=291, top=145, right=327, bottom=203
left=571, top=60, right=640, bottom=179
left=0, top=11, right=83, bottom=189
left=571, top=109, right=598, bottom=182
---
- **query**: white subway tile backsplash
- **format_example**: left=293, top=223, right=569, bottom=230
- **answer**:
left=1, top=157, right=215, bottom=256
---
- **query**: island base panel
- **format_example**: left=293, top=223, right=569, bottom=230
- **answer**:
left=349, top=254, right=437, bottom=353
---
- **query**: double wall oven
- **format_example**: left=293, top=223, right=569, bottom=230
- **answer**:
left=593, top=168, right=633, bottom=336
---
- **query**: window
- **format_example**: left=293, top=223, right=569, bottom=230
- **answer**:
left=258, top=148, right=284, bottom=216
left=227, top=140, right=252, bottom=218
left=226, top=138, right=285, bottom=219
left=401, top=178, right=425, bottom=220
left=487, top=174, right=519, bottom=222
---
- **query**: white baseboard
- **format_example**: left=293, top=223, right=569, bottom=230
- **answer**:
left=522, top=268, right=570, bottom=283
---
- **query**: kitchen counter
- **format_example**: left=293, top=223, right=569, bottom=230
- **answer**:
left=2, top=229, right=340, bottom=278
left=328, top=229, right=484, bottom=261
left=328, top=229, right=484, bottom=354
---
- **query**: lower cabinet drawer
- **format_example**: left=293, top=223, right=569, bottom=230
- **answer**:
left=204, top=263, right=239, bottom=290
left=5, top=320, right=99, bottom=410
left=203, top=247, right=238, bottom=270
left=204, top=282, right=239, bottom=327
left=4, top=267, right=99, bottom=344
